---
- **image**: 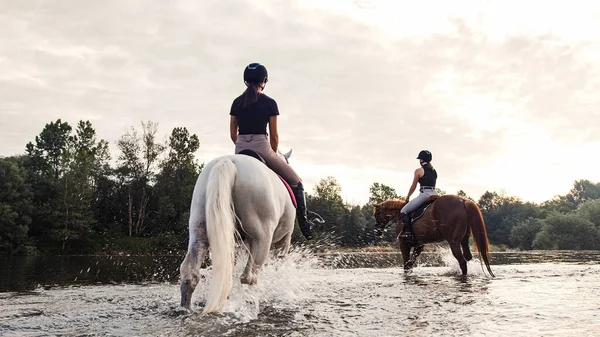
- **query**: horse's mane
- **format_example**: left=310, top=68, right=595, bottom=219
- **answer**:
left=379, top=199, right=405, bottom=210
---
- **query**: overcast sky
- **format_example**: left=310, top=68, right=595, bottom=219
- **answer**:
left=1, top=0, right=599, bottom=204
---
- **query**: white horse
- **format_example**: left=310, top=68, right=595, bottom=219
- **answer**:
left=179, top=151, right=296, bottom=314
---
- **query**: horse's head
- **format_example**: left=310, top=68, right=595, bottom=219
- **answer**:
left=373, top=200, right=405, bottom=235
left=277, top=149, right=292, bottom=164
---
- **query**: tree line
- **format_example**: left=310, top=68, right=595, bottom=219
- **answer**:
left=1, top=119, right=599, bottom=255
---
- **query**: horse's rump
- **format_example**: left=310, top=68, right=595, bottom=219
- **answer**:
left=403, top=195, right=469, bottom=241
left=236, top=150, right=297, bottom=208
left=180, top=154, right=297, bottom=313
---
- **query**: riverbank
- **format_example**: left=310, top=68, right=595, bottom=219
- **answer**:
left=320, top=242, right=513, bottom=254
left=0, top=234, right=555, bottom=257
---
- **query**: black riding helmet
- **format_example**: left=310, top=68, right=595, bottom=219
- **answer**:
left=243, top=63, right=268, bottom=85
left=417, top=150, right=432, bottom=162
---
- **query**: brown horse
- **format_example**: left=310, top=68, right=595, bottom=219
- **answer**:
left=373, top=195, right=494, bottom=277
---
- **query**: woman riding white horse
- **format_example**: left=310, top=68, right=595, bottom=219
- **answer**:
left=179, top=63, right=314, bottom=314
left=229, top=62, right=313, bottom=240
left=179, top=153, right=297, bottom=313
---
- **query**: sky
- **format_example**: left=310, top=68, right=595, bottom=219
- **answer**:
left=1, top=0, right=600, bottom=205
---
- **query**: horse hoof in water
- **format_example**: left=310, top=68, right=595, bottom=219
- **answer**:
left=180, top=279, right=197, bottom=311
left=176, top=305, right=193, bottom=315
left=241, top=274, right=257, bottom=285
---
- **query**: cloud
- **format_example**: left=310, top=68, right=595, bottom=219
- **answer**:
left=1, top=0, right=600, bottom=203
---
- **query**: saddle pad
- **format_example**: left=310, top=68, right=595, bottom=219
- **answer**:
left=238, top=151, right=297, bottom=209
left=277, top=175, right=297, bottom=208
left=411, top=200, right=434, bottom=222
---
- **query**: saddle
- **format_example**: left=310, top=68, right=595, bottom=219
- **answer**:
left=409, top=195, right=440, bottom=222
left=238, top=150, right=297, bottom=208
left=238, top=149, right=267, bottom=165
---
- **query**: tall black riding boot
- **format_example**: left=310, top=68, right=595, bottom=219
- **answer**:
left=399, top=213, right=414, bottom=241
left=292, top=182, right=314, bottom=240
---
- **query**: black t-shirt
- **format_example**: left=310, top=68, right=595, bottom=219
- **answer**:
left=418, top=164, right=437, bottom=188
left=230, top=94, right=279, bottom=135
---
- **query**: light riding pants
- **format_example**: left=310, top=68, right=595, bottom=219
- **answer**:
left=235, top=134, right=301, bottom=187
left=401, top=188, right=438, bottom=214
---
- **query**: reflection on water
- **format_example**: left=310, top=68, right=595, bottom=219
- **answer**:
left=0, top=255, right=182, bottom=292
left=2, top=250, right=599, bottom=292
left=1, top=250, right=599, bottom=336
left=319, top=250, right=600, bottom=269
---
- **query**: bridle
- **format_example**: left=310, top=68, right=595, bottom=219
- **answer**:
left=374, top=204, right=402, bottom=230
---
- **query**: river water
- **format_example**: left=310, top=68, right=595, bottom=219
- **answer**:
left=1, top=249, right=599, bottom=336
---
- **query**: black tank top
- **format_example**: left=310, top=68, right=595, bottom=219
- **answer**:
left=418, top=164, right=437, bottom=188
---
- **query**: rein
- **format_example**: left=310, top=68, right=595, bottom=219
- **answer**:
left=376, top=206, right=402, bottom=229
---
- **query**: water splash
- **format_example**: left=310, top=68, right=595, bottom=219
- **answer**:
left=190, top=246, right=321, bottom=321
left=415, top=245, right=491, bottom=277
left=2, top=254, right=600, bottom=336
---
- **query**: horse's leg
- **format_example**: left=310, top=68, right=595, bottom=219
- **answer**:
left=241, top=236, right=273, bottom=285
left=449, top=241, right=468, bottom=276
left=400, top=241, right=413, bottom=272
left=272, top=233, right=292, bottom=259
left=180, top=226, right=209, bottom=310
left=461, top=232, right=473, bottom=261
left=410, top=244, right=425, bottom=266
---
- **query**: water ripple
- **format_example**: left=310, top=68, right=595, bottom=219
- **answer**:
left=1, top=250, right=599, bottom=336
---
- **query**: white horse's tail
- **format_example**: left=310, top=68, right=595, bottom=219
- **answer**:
left=202, top=158, right=237, bottom=314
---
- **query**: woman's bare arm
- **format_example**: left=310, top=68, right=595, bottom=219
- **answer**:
left=405, top=168, right=424, bottom=202
left=269, top=115, right=279, bottom=153
left=230, top=116, right=238, bottom=144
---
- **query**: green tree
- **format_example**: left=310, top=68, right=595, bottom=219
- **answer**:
left=541, top=180, right=600, bottom=214
left=313, top=177, right=343, bottom=204
left=25, top=119, right=72, bottom=181
left=58, top=121, right=111, bottom=252
left=338, top=205, right=368, bottom=246
left=570, top=179, right=600, bottom=204
left=477, top=191, right=502, bottom=213
left=533, top=213, right=600, bottom=250
left=540, top=195, right=572, bottom=214
left=0, top=157, right=34, bottom=255
left=306, top=177, right=346, bottom=241
left=22, top=120, right=111, bottom=253
left=478, top=191, right=541, bottom=245
left=575, top=199, right=600, bottom=228
left=509, top=218, right=544, bottom=250
left=154, top=127, right=202, bottom=235
left=368, top=183, right=399, bottom=205
left=116, top=121, right=165, bottom=236
left=23, top=119, right=72, bottom=252
left=456, top=190, right=474, bottom=201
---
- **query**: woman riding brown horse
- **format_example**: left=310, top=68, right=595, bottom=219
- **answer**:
left=373, top=195, right=495, bottom=277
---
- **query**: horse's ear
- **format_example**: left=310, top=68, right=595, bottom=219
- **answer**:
left=283, top=149, right=292, bottom=159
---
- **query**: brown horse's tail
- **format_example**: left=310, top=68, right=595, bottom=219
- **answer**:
left=465, top=200, right=495, bottom=277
